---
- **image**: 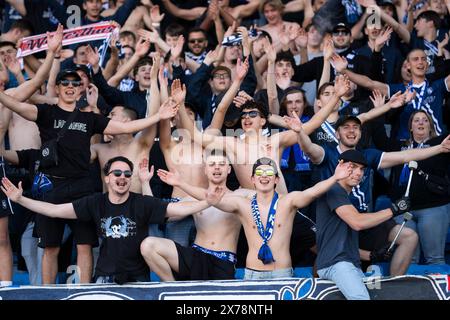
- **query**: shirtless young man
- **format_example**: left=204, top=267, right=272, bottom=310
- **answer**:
left=176, top=75, right=351, bottom=194
left=259, top=0, right=300, bottom=50
left=141, top=150, right=246, bottom=281
left=208, top=157, right=351, bottom=279
left=90, top=54, right=162, bottom=194
left=1, top=156, right=226, bottom=284
left=153, top=59, right=250, bottom=246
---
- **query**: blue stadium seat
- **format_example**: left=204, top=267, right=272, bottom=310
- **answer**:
left=294, top=267, right=313, bottom=278
left=12, top=271, right=29, bottom=286
left=235, top=268, right=245, bottom=279
left=150, top=272, right=161, bottom=282
left=406, top=264, right=450, bottom=275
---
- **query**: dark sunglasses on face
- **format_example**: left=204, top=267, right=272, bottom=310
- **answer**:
left=189, top=38, right=205, bottom=44
left=333, top=30, right=350, bottom=36
left=59, top=79, right=81, bottom=87
left=108, top=169, right=133, bottom=178
left=240, top=110, right=261, bottom=119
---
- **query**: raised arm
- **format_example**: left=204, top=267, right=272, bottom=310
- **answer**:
left=172, top=79, right=229, bottom=151
left=265, top=42, right=280, bottom=115
left=284, top=112, right=325, bottom=164
left=331, top=54, right=389, bottom=95
left=5, top=0, right=26, bottom=15
left=102, top=34, right=121, bottom=81
left=157, top=168, right=207, bottom=200
left=104, top=99, right=178, bottom=135
left=160, top=0, right=206, bottom=21
left=137, top=28, right=171, bottom=54
left=318, top=38, right=334, bottom=88
left=228, top=0, right=260, bottom=20
left=138, top=158, right=154, bottom=197
left=1, top=178, right=76, bottom=219
left=379, top=135, right=450, bottom=169
left=136, top=53, right=161, bottom=149
left=107, top=37, right=151, bottom=87
left=208, top=57, right=249, bottom=131
left=0, top=91, right=38, bottom=121
left=310, top=74, right=350, bottom=133
left=109, top=0, right=140, bottom=26
left=286, top=160, right=352, bottom=210
left=200, top=0, right=219, bottom=31
left=15, top=24, right=63, bottom=102
left=277, top=74, right=349, bottom=148
left=357, top=90, right=414, bottom=124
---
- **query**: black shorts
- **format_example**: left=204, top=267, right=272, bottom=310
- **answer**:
left=35, top=176, right=98, bottom=248
left=0, top=166, right=31, bottom=218
left=0, top=191, right=13, bottom=218
left=291, top=213, right=316, bottom=252
left=359, top=218, right=397, bottom=251
left=174, top=242, right=236, bottom=281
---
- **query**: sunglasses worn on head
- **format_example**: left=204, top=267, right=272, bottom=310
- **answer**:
left=59, top=79, right=81, bottom=87
left=240, top=110, right=261, bottom=119
left=108, top=169, right=133, bottom=178
left=254, top=168, right=275, bottom=177
left=189, top=38, right=205, bottom=44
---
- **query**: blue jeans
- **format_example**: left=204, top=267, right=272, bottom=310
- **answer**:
left=394, top=203, right=450, bottom=265
left=318, top=261, right=370, bottom=300
left=244, top=268, right=293, bottom=280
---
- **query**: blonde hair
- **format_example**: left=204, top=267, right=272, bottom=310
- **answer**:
left=408, top=110, right=437, bottom=143
left=260, top=0, right=285, bottom=14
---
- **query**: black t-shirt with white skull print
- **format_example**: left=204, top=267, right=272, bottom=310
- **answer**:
left=73, top=192, right=168, bottom=278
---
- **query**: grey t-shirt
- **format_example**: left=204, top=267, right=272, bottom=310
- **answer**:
left=316, top=183, right=360, bottom=270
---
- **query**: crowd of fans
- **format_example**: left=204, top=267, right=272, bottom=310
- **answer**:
left=0, top=0, right=449, bottom=300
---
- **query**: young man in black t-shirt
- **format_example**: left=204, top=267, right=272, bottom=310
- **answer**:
left=1, top=156, right=224, bottom=284
left=0, top=68, right=178, bottom=284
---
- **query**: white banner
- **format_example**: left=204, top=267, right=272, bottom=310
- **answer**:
left=17, top=22, right=118, bottom=58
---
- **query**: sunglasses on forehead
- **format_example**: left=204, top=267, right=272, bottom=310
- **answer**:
left=108, top=169, right=133, bottom=178
left=254, top=168, right=276, bottom=177
left=240, top=110, right=261, bottom=119
left=58, top=79, right=81, bottom=87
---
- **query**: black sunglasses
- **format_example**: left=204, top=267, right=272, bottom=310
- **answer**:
left=189, top=38, right=205, bottom=44
left=332, top=30, right=350, bottom=36
left=240, top=110, right=261, bottom=119
left=59, top=79, right=81, bottom=87
left=108, top=169, right=133, bottom=178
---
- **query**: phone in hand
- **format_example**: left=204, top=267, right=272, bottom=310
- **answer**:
left=76, top=93, right=89, bottom=109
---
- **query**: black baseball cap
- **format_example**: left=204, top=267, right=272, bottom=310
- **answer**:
left=332, top=23, right=351, bottom=34
left=56, top=69, right=82, bottom=84
left=335, top=115, right=362, bottom=128
left=377, top=0, right=395, bottom=7
left=339, top=149, right=368, bottom=167
left=252, top=157, right=279, bottom=176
